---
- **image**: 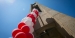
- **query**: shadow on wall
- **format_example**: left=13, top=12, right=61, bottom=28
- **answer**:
left=33, top=18, right=42, bottom=38
left=46, top=18, right=55, bottom=24
left=46, top=18, right=74, bottom=38
left=34, top=18, right=41, bottom=30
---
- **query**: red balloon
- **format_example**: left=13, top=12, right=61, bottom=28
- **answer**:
left=27, top=14, right=36, bottom=24
left=12, top=28, right=22, bottom=38
left=18, top=22, right=26, bottom=29
left=32, top=9, right=39, bottom=16
left=26, top=33, right=34, bottom=38
left=15, top=32, right=27, bottom=38
left=30, top=12, right=37, bottom=19
left=21, top=25, right=30, bottom=33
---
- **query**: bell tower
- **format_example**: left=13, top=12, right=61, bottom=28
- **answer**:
left=31, top=2, right=75, bottom=38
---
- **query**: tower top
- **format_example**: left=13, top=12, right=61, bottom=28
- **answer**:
left=34, top=2, right=38, bottom=4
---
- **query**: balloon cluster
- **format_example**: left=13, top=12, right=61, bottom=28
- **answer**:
left=12, top=8, right=39, bottom=38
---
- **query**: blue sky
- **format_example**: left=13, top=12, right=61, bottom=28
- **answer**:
left=0, top=0, right=75, bottom=38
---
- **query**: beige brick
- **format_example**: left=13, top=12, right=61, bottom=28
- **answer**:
left=62, top=25, right=73, bottom=35
left=53, top=13, right=66, bottom=20
left=54, top=14, right=73, bottom=23
left=48, top=10, right=60, bottom=17
left=61, top=19, right=75, bottom=35
left=40, top=12, right=48, bottom=16
left=40, top=13, right=52, bottom=25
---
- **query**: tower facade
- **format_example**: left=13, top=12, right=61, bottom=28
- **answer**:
left=31, top=3, right=75, bottom=38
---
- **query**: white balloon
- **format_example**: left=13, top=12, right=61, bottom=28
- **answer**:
left=32, top=8, right=38, bottom=12
left=21, top=17, right=32, bottom=22
left=21, top=17, right=34, bottom=26
left=24, top=20, right=34, bottom=26
left=28, top=26, right=34, bottom=33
